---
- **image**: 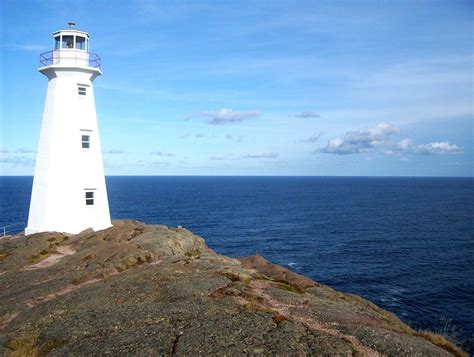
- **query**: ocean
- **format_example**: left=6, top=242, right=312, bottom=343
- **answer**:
left=1, top=176, right=473, bottom=351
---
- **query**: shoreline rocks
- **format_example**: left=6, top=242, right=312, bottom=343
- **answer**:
left=0, top=220, right=466, bottom=356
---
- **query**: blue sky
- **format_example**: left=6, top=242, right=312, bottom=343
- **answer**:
left=1, top=0, right=472, bottom=176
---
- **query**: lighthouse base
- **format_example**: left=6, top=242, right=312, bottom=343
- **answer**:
left=25, top=222, right=113, bottom=236
left=25, top=227, right=39, bottom=235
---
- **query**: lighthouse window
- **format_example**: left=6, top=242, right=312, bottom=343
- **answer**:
left=85, top=191, right=94, bottom=205
left=81, top=135, right=90, bottom=149
left=54, top=36, right=60, bottom=50
left=62, top=35, right=74, bottom=49
left=78, top=86, right=87, bottom=96
left=76, top=36, right=86, bottom=50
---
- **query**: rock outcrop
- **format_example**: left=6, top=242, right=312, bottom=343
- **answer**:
left=0, top=221, right=465, bottom=356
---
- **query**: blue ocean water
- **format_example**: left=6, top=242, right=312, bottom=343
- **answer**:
left=1, top=176, right=473, bottom=351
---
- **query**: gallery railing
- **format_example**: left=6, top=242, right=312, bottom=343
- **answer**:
left=39, top=50, right=101, bottom=69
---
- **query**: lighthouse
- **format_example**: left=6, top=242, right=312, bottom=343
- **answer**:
left=25, top=23, right=111, bottom=235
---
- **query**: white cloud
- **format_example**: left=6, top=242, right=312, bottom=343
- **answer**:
left=317, top=123, right=463, bottom=156
left=15, top=147, right=35, bottom=153
left=103, top=149, right=126, bottom=154
left=319, top=122, right=399, bottom=154
left=208, top=152, right=279, bottom=160
left=151, top=151, right=175, bottom=157
left=134, top=160, right=172, bottom=168
left=0, top=153, right=11, bottom=162
left=0, top=154, right=35, bottom=166
left=300, top=132, right=325, bottom=143
left=290, top=111, right=320, bottom=118
left=209, top=155, right=227, bottom=160
left=103, top=159, right=126, bottom=169
left=415, top=141, right=464, bottom=155
left=395, top=139, right=464, bottom=155
left=397, top=138, right=412, bottom=151
left=202, top=108, right=261, bottom=125
left=225, top=134, right=244, bottom=142
left=242, top=152, right=279, bottom=159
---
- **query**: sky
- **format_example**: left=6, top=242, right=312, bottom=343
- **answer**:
left=0, top=0, right=473, bottom=176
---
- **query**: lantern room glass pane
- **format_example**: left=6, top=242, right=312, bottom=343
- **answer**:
left=76, top=36, right=86, bottom=50
left=54, top=36, right=60, bottom=50
left=62, top=35, right=74, bottom=49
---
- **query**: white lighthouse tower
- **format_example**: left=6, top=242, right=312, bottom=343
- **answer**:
left=25, top=23, right=111, bottom=235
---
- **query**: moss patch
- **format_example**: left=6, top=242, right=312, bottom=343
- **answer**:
left=29, top=248, right=54, bottom=264
left=6, top=335, right=38, bottom=357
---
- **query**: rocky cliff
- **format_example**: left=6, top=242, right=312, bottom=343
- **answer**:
left=0, top=221, right=465, bottom=356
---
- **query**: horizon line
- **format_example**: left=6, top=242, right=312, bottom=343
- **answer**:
left=1, top=174, right=473, bottom=179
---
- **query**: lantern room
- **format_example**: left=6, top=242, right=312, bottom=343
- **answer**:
left=39, top=22, right=101, bottom=69
left=53, top=27, right=89, bottom=51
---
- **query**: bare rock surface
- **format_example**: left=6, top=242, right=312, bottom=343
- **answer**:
left=0, top=221, right=465, bottom=356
